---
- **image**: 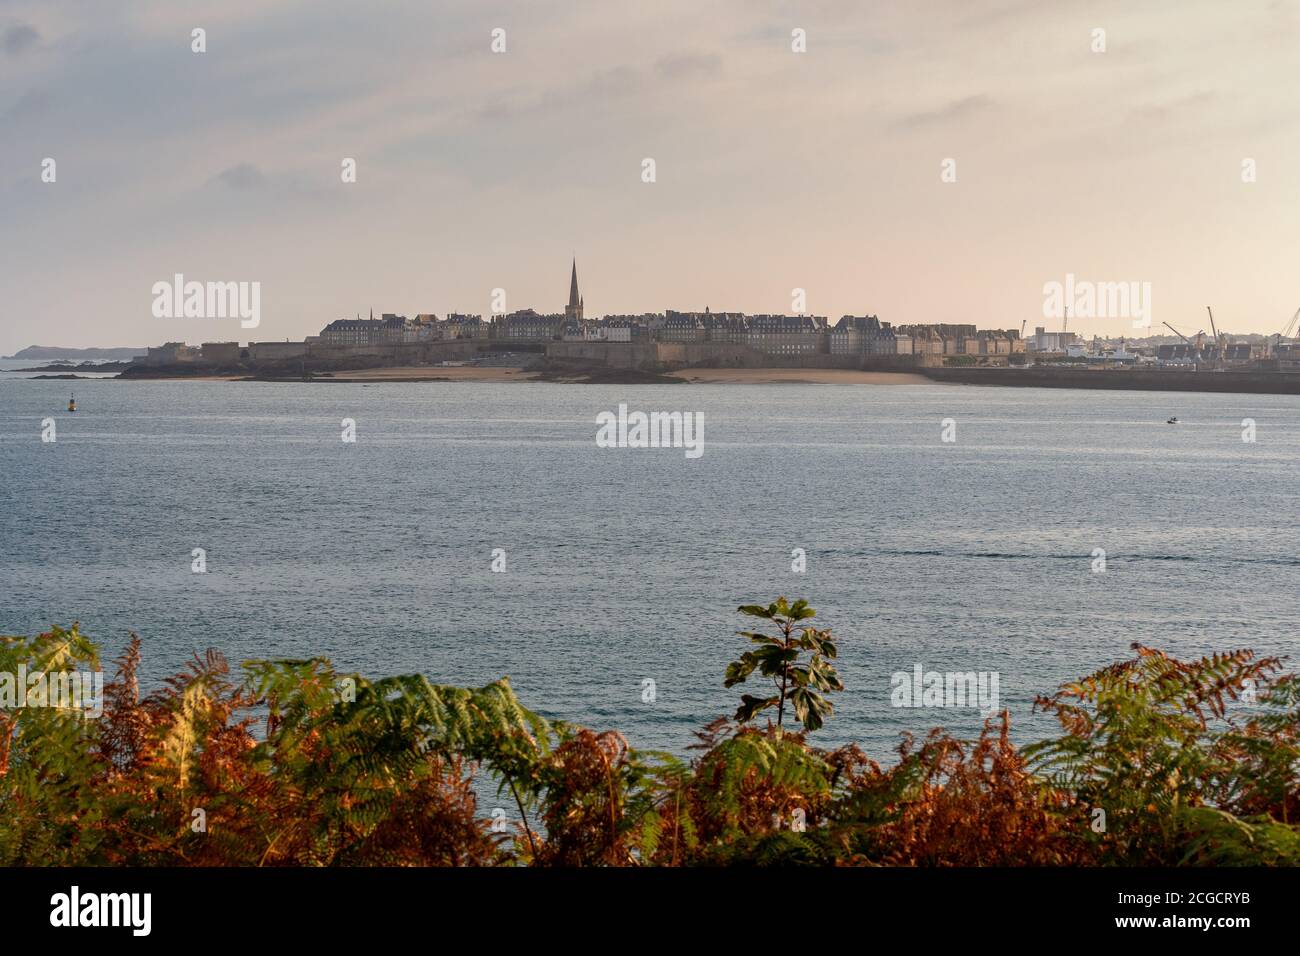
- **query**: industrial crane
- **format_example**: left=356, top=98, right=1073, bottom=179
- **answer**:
left=1272, top=306, right=1300, bottom=357
left=1163, top=321, right=1204, bottom=364
left=1206, top=306, right=1227, bottom=368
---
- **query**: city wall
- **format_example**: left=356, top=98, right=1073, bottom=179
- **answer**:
left=543, top=341, right=659, bottom=369
left=140, top=336, right=940, bottom=376
left=177, top=340, right=543, bottom=373
left=546, top=341, right=929, bottom=371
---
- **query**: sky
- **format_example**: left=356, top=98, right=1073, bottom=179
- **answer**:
left=1, top=0, right=1298, bottom=353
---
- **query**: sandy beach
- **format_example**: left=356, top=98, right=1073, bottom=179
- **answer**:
left=305, top=366, right=541, bottom=383
left=112, top=365, right=934, bottom=385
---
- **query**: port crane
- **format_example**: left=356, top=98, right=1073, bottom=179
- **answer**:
left=1271, top=306, right=1300, bottom=357
left=1206, top=306, right=1227, bottom=369
left=1163, top=321, right=1205, bottom=363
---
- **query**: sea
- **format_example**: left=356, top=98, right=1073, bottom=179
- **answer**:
left=2, top=363, right=1298, bottom=759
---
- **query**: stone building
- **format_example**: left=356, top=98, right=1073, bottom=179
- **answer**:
left=199, top=342, right=241, bottom=365
left=444, top=313, right=488, bottom=340
left=320, top=311, right=409, bottom=346
left=142, top=342, right=200, bottom=365
left=829, top=315, right=898, bottom=354
left=492, top=309, right=562, bottom=341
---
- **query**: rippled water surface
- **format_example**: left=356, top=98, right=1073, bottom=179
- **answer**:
left=2, top=375, right=1298, bottom=756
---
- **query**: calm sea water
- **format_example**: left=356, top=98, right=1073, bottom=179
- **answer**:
left=2, top=373, right=1298, bottom=758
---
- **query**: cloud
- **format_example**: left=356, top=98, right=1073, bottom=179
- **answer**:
left=2, top=89, right=51, bottom=123
left=479, top=55, right=722, bottom=124
left=1133, top=91, right=1216, bottom=123
left=3, top=0, right=1299, bottom=353
left=654, top=53, right=722, bottom=80
left=478, top=65, right=645, bottom=121
left=213, top=163, right=266, bottom=189
left=893, top=94, right=994, bottom=130
left=2, top=23, right=39, bottom=55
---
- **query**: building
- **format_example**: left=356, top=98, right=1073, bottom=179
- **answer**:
left=895, top=323, right=976, bottom=340
left=284, top=259, right=1040, bottom=367
left=199, top=342, right=241, bottom=365
left=444, top=313, right=488, bottom=340
left=1026, top=326, right=1079, bottom=352
left=1274, top=342, right=1300, bottom=365
left=905, top=327, right=946, bottom=356
left=830, top=315, right=897, bottom=355
left=493, top=308, right=562, bottom=341
left=564, top=259, right=584, bottom=322
left=561, top=317, right=614, bottom=341
left=742, top=315, right=824, bottom=355
left=1156, top=343, right=1199, bottom=365
left=600, top=317, right=654, bottom=342
left=141, top=342, right=200, bottom=365
left=659, top=311, right=705, bottom=343
left=407, top=314, right=440, bottom=342
left=1204, top=343, right=1254, bottom=363
left=963, top=331, right=1013, bottom=357
left=319, top=311, right=410, bottom=346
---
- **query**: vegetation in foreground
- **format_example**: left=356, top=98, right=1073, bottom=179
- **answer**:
left=2, top=598, right=1298, bottom=866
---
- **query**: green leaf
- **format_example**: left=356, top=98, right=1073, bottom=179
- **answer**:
left=752, top=645, right=799, bottom=676
left=735, top=694, right=778, bottom=723
left=788, top=600, right=815, bottom=621
left=724, top=657, right=758, bottom=688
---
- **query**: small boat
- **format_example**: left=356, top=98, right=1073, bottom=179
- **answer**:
left=67, top=394, right=76, bottom=413
left=1166, top=416, right=1178, bottom=424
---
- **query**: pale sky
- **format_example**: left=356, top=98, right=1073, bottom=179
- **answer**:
left=2, top=0, right=1298, bottom=353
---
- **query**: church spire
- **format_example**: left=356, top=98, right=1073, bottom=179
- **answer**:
left=565, top=258, right=583, bottom=321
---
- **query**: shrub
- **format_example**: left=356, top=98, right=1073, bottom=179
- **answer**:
left=4, top=612, right=1299, bottom=867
